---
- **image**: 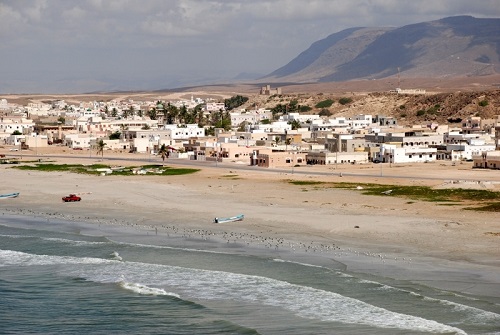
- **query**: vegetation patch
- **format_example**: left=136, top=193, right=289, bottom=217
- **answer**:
left=287, top=180, right=326, bottom=186
left=485, top=232, right=500, bottom=236
left=338, top=97, right=353, bottom=105
left=220, top=174, right=241, bottom=180
left=315, top=99, right=334, bottom=108
left=464, top=202, right=500, bottom=212
left=287, top=180, right=500, bottom=211
left=12, top=163, right=199, bottom=176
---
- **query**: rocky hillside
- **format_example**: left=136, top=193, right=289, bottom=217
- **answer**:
left=239, top=90, right=500, bottom=126
left=263, top=16, right=500, bottom=83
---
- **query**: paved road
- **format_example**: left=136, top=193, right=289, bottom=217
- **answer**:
left=9, top=153, right=498, bottom=184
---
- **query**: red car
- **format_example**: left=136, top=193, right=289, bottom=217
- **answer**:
left=62, top=194, right=81, bottom=202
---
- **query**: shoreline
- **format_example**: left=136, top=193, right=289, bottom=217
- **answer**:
left=1, top=157, right=500, bottom=300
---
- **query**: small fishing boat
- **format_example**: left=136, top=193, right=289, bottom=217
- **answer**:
left=0, top=192, right=20, bottom=199
left=213, top=214, right=244, bottom=224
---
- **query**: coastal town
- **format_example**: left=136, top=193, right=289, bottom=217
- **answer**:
left=1, top=86, right=499, bottom=170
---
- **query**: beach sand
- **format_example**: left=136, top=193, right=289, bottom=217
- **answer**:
left=1, top=149, right=500, bottom=299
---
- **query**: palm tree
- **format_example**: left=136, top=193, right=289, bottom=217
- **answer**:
left=147, top=107, right=157, bottom=120
left=166, top=104, right=178, bottom=124
left=157, top=144, right=168, bottom=162
left=274, top=136, right=281, bottom=147
left=96, top=139, right=106, bottom=158
left=285, top=137, right=292, bottom=151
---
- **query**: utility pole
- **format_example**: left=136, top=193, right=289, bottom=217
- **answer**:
left=397, top=67, right=400, bottom=88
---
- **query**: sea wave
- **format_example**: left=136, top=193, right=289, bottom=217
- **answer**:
left=119, top=281, right=180, bottom=298
left=0, top=249, right=473, bottom=334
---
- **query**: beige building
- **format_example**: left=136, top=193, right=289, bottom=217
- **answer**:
left=473, top=151, right=500, bottom=170
left=253, top=149, right=306, bottom=168
left=306, top=151, right=369, bottom=165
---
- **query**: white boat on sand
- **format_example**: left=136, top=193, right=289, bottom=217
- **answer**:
left=213, top=214, right=244, bottom=223
left=0, top=192, right=19, bottom=199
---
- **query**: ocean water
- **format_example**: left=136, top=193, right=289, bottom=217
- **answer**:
left=1, top=214, right=499, bottom=335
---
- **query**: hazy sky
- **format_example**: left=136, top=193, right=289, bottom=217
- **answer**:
left=1, top=0, right=499, bottom=94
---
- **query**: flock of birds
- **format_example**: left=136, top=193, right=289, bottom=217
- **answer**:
left=3, top=207, right=412, bottom=265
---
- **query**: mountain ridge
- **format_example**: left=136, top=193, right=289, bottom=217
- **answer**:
left=262, top=16, right=500, bottom=83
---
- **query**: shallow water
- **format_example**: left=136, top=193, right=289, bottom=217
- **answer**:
left=1, top=215, right=499, bottom=335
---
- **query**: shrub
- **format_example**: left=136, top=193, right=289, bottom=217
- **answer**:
left=315, top=99, right=334, bottom=108
left=338, top=97, right=353, bottom=105
left=416, top=110, right=426, bottom=116
left=479, top=100, right=488, bottom=107
left=319, top=109, right=332, bottom=117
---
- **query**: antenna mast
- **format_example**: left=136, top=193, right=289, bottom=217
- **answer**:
left=397, top=67, right=400, bottom=88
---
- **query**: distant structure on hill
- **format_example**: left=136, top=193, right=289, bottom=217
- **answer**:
left=260, top=84, right=281, bottom=95
left=390, top=88, right=427, bottom=95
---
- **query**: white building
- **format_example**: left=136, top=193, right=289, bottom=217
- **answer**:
left=0, top=117, right=36, bottom=144
left=376, top=144, right=437, bottom=163
left=230, top=110, right=272, bottom=127
left=0, top=99, right=9, bottom=110
left=205, top=102, right=226, bottom=112
left=164, top=124, right=205, bottom=140
left=282, top=112, right=321, bottom=123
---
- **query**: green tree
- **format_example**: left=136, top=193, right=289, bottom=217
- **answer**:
left=12, top=130, right=22, bottom=135
left=122, top=109, right=130, bottom=119
left=166, top=104, right=179, bottom=124
left=238, top=121, right=249, bottom=132
left=147, top=107, right=158, bottom=120
left=120, top=124, right=129, bottom=140
left=288, top=119, right=301, bottom=130
left=157, top=144, right=169, bottom=162
left=299, top=105, right=312, bottom=113
left=479, top=100, right=489, bottom=107
left=57, top=116, right=66, bottom=124
left=96, top=139, right=106, bottom=158
left=271, top=104, right=287, bottom=120
left=109, top=131, right=121, bottom=140
left=179, top=105, right=188, bottom=124
left=205, top=127, right=215, bottom=136
left=285, top=137, right=292, bottom=151
left=319, top=109, right=332, bottom=117
left=224, top=95, right=249, bottom=110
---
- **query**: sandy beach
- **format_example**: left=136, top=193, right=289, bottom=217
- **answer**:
left=1, top=150, right=500, bottom=299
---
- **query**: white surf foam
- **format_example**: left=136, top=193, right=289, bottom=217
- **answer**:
left=110, top=251, right=122, bottom=261
left=272, top=258, right=329, bottom=269
left=73, top=260, right=468, bottom=334
left=0, top=249, right=116, bottom=267
left=0, top=249, right=476, bottom=334
left=119, top=281, right=180, bottom=298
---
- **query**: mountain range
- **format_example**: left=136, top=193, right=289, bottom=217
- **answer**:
left=261, top=16, right=500, bottom=83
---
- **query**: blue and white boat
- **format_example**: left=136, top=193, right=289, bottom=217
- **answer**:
left=0, top=192, right=19, bottom=199
left=213, top=214, right=244, bottom=223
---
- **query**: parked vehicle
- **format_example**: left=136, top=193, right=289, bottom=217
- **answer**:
left=62, top=194, right=81, bottom=202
